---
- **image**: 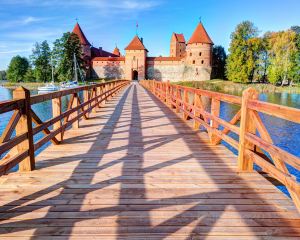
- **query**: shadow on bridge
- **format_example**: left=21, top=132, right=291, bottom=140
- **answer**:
left=0, top=83, right=298, bottom=238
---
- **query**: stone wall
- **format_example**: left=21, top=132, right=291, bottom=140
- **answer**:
left=92, top=64, right=125, bottom=79
left=146, top=61, right=211, bottom=82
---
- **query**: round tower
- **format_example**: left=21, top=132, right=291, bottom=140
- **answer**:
left=185, top=22, right=213, bottom=80
left=186, top=22, right=213, bottom=67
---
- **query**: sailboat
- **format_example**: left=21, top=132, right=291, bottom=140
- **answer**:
left=38, top=57, right=59, bottom=93
left=60, top=53, right=84, bottom=90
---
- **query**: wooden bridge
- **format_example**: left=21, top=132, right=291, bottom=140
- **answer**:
left=0, top=80, right=300, bottom=239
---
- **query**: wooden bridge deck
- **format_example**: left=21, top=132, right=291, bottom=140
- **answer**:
left=0, top=82, right=300, bottom=239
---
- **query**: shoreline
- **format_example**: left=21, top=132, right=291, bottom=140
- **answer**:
left=1, top=80, right=300, bottom=94
left=174, top=79, right=300, bottom=95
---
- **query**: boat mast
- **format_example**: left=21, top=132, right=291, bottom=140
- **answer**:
left=74, top=53, right=78, bottom=82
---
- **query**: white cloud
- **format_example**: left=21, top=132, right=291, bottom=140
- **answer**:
left=1, top=0, right=162, bottom=12
left=0, top=16, right=50, bottom=30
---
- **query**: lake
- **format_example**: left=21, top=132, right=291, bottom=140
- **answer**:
left=0, top=85, right=300, bottom=195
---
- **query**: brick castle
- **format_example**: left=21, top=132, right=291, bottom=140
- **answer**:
left=72, top=21, right=213, bottom=81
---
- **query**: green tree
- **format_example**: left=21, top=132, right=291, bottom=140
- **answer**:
left=267, top=30, right=297, bottom=85
left=24, top=68, right=36, bottom=82
left=6, top=56, right=29, bottom=82
left=225, top=21, right=259, bottom=83
left=211, top=45, right=227, bottom=79
left=0, top=70, right=6, bottom=80
left=30, top=40, right=52, bottom=82
left=290, top=26, right=300, bottom=84
left=52, top=32, right=83, bottom=81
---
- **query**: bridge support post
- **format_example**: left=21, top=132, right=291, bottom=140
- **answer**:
left=166, top=81, right=170, bottom=106
left=209, top=98, right=220, bottom=144
left=83, top=89, right=90, bottom=118
left=71, top=93, right=80, bottom=129
left=183, top=89, right=189, bottom=120
left=52, top=97, right=62, bottom=142
left=13, top=87, right=35, bottom=172
left=176, top=86, right=180, bottom=113
left=238, top=88, right=258, bottom=172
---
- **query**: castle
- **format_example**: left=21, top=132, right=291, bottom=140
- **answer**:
left=72, top=21, right=213, bottom=82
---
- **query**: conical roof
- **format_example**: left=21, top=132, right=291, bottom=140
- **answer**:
left=72, top=23, right=91, bottom=46
left=125, top=36, right=147, bottom=51
left=188, top=23, right=213, bottom=45
left=113, top=46, right=121, bottom=56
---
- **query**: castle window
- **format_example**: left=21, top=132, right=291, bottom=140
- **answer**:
left=201, top=60, right=204, bottom=64
left=192, top=60, right=195, bottom=64
left=190, top=52, right=192, bottom=56
left=199, top=52, right=202, bottom=56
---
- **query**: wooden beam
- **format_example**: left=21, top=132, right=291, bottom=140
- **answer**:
left=31, top=110, right=60, bottom=145
left=13, top=87, right=35, bottom=172
left=238, top=88, right=258, bottom=172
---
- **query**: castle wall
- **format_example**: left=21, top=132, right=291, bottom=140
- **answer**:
left=146, top=60, right=184, bottom=82
left=146, top=59, right=211, bottom=82
left=92, top=60, right=125, bottom=79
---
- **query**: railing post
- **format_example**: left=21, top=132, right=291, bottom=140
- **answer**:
left=183, top=89, right=189, bottom=120
left=83, top=88, right=90, bottom=117
left=13, top=87, right=35, bottom=172
left=165, top=81, right=170, bottom=105
left=92, top=87, right=97, bottom=113
left=238, top=88, right=258, bottom=172
left=209, top=98, right=220, bottom=144
left=193, top=93, right=201, bottom=130
left=71, top=93, right=79, bottom=129
left=176, top=86, right=180, bottom=113
left=52, top=97, right=62, bottom=142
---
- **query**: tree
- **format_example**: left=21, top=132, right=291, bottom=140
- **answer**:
left=6, top=56, right=29, bottom=82
left=52, top=32, right=83, bottom=81
left=267, top=30, right=297, bottom=85
left=0, top=70, right=6, bottom=80
left=290, top=26, right=300, bottom=84
left=24, top=68, right=36, bottom=82
left=225, top=21, right=259, bottom=83
left=30, top=40, right=52, bottom=82
left=211, top=45, right=227, bottom=79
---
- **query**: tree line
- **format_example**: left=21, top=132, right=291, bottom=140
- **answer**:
left=6, top=32, right=83, bottom=82
left=213, top=21, right=300, bottom=85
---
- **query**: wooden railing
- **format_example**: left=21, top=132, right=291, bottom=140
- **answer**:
left=0, top=80, right=129, bottom=175
left=140, top=80, right=300, bottom=212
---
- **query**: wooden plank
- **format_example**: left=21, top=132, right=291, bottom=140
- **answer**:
left=12, top=87, right=35, bottom=172
left=0, top=110, right=21, bottom=143
left=0, top=82, right=299, bottom=238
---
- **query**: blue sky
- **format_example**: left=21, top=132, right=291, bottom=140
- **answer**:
left=0, top=0, right=299, bottom=70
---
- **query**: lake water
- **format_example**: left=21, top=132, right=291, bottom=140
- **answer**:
left=0, top=86, right=300, bottom=195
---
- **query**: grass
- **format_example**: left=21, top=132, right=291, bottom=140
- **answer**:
left=173, top=79, right=300, bottom=95
left=0, top=81, right=45, bottom=90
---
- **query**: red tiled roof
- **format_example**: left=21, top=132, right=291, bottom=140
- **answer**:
left=147, top=56, right=183, bottom=61
left=125, top=36, right=148, bottom=51
left=92, top=57, right=125, bottom=61
left=188, top=23, right=213, bottom=44
left=91, top=47, right=118, bottom=58
left=174, top=33, right=185, bottom=43
left=72, top=23, right=91, bottom=46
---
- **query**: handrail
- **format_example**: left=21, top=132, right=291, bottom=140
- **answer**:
left=140, top=79, right=300, bottom=212
left=0, top=80, right=130, bottom=175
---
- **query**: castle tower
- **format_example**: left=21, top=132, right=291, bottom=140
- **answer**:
left=170, top=33, right=186, bottom=57
left=72, top=23, right=91, bottom=59
left=125, top=36, right=148, bottom=80
left=113, top=46, right=121, bottom=57
left=186, top=22, right=213, bottom=67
